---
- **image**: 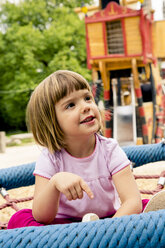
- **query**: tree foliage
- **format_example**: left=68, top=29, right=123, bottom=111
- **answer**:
left=0, top=0, right=93, bottom=131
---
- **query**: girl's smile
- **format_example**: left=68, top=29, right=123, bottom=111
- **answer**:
left=80, top=115, right=95, bottom=124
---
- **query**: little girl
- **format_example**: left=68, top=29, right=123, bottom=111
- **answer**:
left=8, top=70, right=151, bottom=229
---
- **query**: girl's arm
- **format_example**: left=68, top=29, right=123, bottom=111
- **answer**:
left=32, top=172, right=94, bottom=224
left=112, top=165, right=142, bottom=218
left=32, top=175, right=60, bottom=224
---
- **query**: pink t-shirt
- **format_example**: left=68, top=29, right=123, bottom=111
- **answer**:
left=33, top=134, right=130, bottom=219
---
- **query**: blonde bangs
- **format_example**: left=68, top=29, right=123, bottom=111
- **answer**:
left=50, top=70, right=91, bottom=102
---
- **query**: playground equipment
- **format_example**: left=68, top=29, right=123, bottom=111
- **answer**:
left=1, top=142, right=165, bottom=247
left=85, top=1, right=165, bottom=145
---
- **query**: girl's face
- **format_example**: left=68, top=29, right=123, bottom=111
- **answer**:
left=55, top=89, right=101, bottom=140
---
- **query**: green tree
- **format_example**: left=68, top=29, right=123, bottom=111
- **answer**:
left=0, top=0, right=93, bottom=131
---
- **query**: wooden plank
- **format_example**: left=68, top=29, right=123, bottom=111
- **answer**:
left=125, top=16, right=142, bottom=55
left=87, top=23, right=105, bottom=57
left=153, top=20, right=165, bottom=58
left=99, top=61, right=110, bottom=91
left=90, top=57, right=146, bottom=71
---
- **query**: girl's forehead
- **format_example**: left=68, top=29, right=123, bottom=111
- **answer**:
left=64, top=88, right=90, bottom=98
left=57, top=89, right=91, bottom=104
left=54, top=78, right=90, bottom=102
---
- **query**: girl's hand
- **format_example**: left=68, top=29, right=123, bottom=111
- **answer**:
left=52, top=172, right=94, bottom=201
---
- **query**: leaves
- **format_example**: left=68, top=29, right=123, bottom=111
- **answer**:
left=0, top=0, right=92, bottom=131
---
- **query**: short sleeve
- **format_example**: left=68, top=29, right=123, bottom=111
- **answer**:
left=107, top=140, right=130, bottom=175
left=33, top=148, right=59, bottom=179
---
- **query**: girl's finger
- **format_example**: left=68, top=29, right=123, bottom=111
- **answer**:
left=64, top=189, right=73, bottom=201
left=69, top=186, right=78, bottom=200
left=75, top=184, right=83, bottom=199
left=80, top=180, right=94, bottom=199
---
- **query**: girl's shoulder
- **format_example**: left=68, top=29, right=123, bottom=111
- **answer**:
left=96, top=133, right=124, bottom=159
left=34, top=148, right=63, bottom=179
left=96, top=134, right=130, bottom=175
left=96, top=133, right=118, bottom=150
left=39, top=148, right=62, bottom=164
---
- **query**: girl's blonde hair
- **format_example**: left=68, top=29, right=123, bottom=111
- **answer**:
left=26, top=70, right=91, bottom=153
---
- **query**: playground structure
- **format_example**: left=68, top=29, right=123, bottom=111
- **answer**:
left=1, top=142, right=165, bottom=247
left=85, top=1, right=165, bottom=146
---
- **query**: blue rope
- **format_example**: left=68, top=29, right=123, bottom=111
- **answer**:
left=0, top=163, right=35, bottom=190
left=0, top=211, right=165, bottom=247
left=123, top=142, right=165, bottom=167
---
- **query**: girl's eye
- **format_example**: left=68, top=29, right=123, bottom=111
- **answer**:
left=66, top=102, right=75, bottom=109
left=85, top=95, right=92, bottom=101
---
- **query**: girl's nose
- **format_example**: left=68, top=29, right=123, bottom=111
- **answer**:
left=82, top=103, right=90, bottom=113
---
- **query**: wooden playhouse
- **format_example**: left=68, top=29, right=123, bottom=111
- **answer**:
left=85, top=1, right=165, bottom=145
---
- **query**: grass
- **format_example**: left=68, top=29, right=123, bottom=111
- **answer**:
left=6, top=130, right=35, bottom=147
left=7, top=137, right=35, bottom=147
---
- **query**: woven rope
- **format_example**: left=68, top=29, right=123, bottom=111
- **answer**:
left=123, top=142, right=165, bottom=167
left=0, top=196, right=33, bottom=210
left=0, top=211, right=165, bottom=247
left=0, top=163, right=35, bottom=190
left=0, top=142, right=165, bottom=247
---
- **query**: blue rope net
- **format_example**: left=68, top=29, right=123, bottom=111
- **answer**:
left=0, top=163, right=35, bottom=190
left=1, top=212, right=165, bottom=248
left=0, top=142, right=165, bottom=247
left=123, top=142, right=165, bottom=167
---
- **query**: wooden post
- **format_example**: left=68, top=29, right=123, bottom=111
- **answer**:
left=92, top=69, right=98, bottom=83
left=0, top=131, right=6, bottom=153
left=132, top=58, right=148, bottom=144
left=99, top=61, right=112, bottom=138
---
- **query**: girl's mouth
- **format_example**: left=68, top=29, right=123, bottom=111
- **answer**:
left=80, top=116, right=95, bottom=124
